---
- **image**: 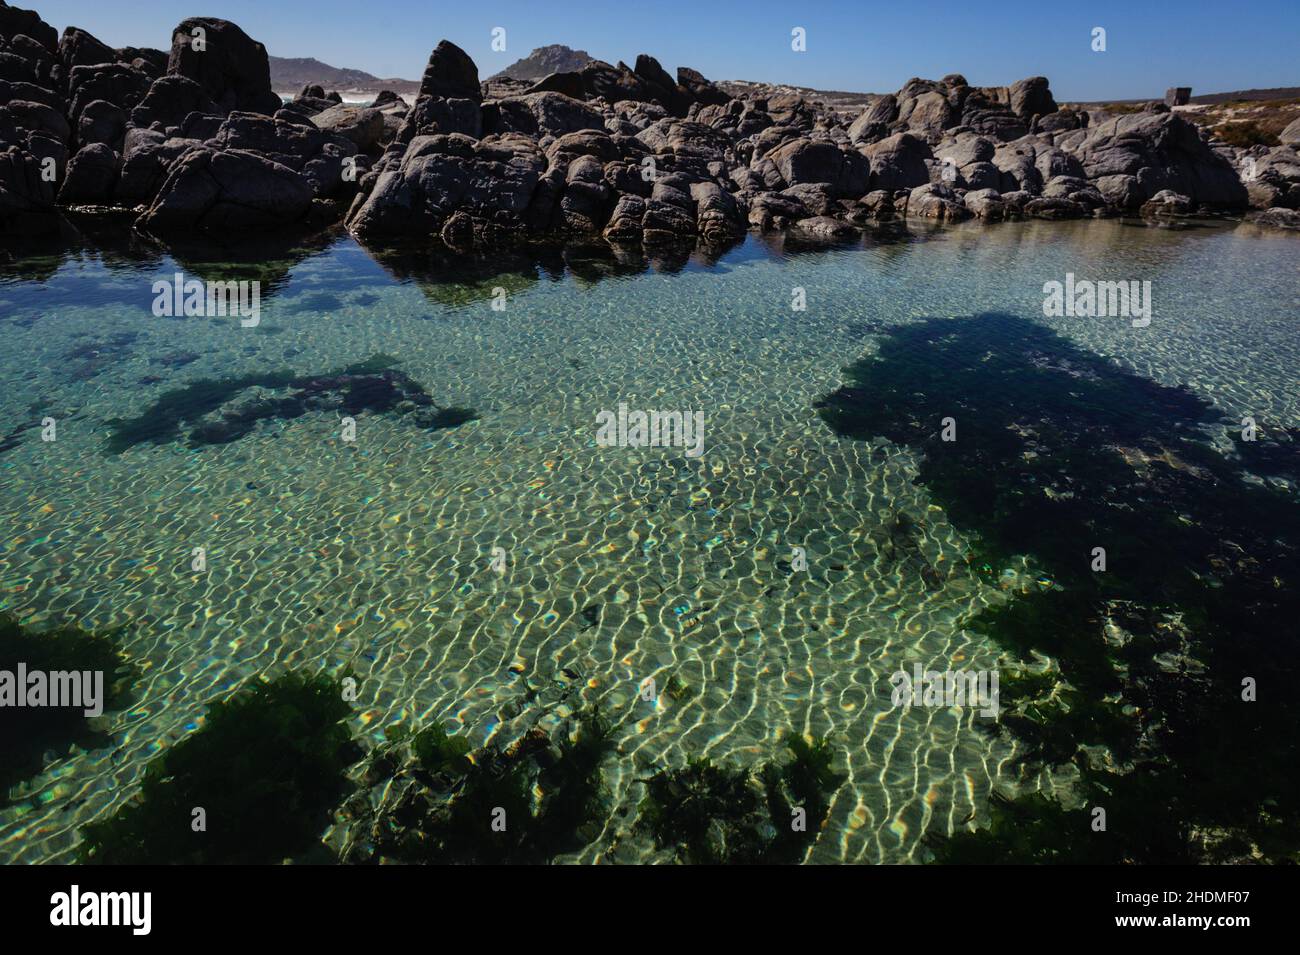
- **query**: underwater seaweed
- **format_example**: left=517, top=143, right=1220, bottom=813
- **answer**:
left=637, top=731, right=846, bottom=864
left=78, top=671, right=359, bottom=864
left=349, top=706, right=615, bottom=865
left=0, top=614, right=137, bottom=803
left=103, top=354, right=476, bottom=453
left=817, top=313, right=1300, bottom=863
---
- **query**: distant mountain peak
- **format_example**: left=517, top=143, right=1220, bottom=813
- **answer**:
left=489, top=44, right=593, bottom=82
left=268, top=55, right=418, bottom=95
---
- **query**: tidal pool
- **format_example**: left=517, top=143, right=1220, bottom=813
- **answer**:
left=0, top=216, right=1295, bottom=863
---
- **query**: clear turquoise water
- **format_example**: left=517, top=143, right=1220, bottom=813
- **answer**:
left=0, top=217, right=1295, bottom=862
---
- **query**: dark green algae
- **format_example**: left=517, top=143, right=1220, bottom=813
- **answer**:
left=816, top=312, right=1300, bottom=863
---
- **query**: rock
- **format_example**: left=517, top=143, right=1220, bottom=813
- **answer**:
left=792, top=214, right=857, bottom=239
left=36, top=24, right=1257, bottom=243
left=1067, top=112, right=1247, bottom=208
left=417, top=40, right=481, bottom=102
left=934, top=131, right=994, bottom=170
left=746, top=191, right=809, bottom=230
left=1043, top=174, right=1105, bottom=209
left=780, top=182, right=836, bottom=216
left=1280, top=118, right=1300, bottom=147
left=0, top=77, right=61, bottom=109
left=4, top=97, right=66, bottom=141
left=1093, top=173, right=1143, bottom=210
left=22, top=128, right=65, bottom=182
left=485, top=91, right=605, bottom=137
left=602, top=193, right=647, bottom=241
left=906, top=182, right=970, bottom=220
left=370, top=90, right=404, bottom=109
left=130, top=74, right=217, bottom=128
left=117, top=46, right=167, bottom=77
left=1251, top=207, right=1300, bottom=230
left=849, top=94, right=898, bottom=144
left=992, top=138, right=1042, bottom=193
left=311, top=104, right=384, bottom=149
left=67, top=61, right=151, bottom=120
left=57, top=142, right=117, bottom=203
left=560, top=159, right=614, bottom=232
left=212, top=111, right=353, bottom=175
left=641, top=196, right=695, bottom=243
left=1246, top=146, right=1300, bottom=209
left=963, top=187, right=1006, bottom=220
left=765, top=137, right=869, bottom=196
left=959, top=104, right=1029, bottom=141
left=0, top=2, right=58, bottom=54
left=348, top=132, right=545, bottom=241
left=633, top=54, right=689, bottom=115
left=525, top=71, right=585, bottom=100
left=1139, top=189, right=1194, bottom=217
left=636, top=118, right=732, bottom=164
left=896, top=79, right=955, bottom=142
left=167, top=17, right=280, bottom=115
left=1008, top=76, right=1057, bottom=121
left=75, top=98, right=126, bottom=150
left=280, top=85, right=338, bottom=118
left=116, top=126, right=193, bottom=204
left=649, top=175, right=694, bottom=211
left=691, top=180, right=744, bottom=242
left=764, top=94, right=821, bottom=130
left=58, top=26, right=115, bottom=71
left=547, top=129, right=622, bottom=164
left=401, top=94, right=481, bottom=139
left=1037, top=108, right=1085, bottom=133
left=862, top=132, right=932, bottom=191
left=0, top=142, right=59, bottom=233
left=438, top=209, right=475, bottom=249
left=579, top=60, right=651, bottom=104
left=858, top=189, right=896, bottom=220
left=676, top=66, right=729, bottom=108
left=138, top=145, right=315, bottom=233
left=1022, top=195, right=1087, bottom=219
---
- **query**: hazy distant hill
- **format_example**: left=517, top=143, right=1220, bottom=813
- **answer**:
left=1189, top=87, right=1300, bottom=104
left=1071, top=86, right=1300, bottom=107
left=488, top=44, right=593, bottom=81
left=268, top=55, right=419, bottom=95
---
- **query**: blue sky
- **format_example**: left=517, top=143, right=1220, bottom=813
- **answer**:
left=38, top=0, right=1299, bottom=100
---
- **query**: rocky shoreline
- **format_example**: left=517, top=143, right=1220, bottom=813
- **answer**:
left=2, top=3, right=1298, bottom=253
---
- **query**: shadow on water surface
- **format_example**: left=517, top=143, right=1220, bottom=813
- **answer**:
left=816, top=312, right=1300, bottom=863
left=1, top=213, right=1121, bottom=331
left=102, top=354, right=478, bottom=455
left=0, top=215, right=341, bottom=325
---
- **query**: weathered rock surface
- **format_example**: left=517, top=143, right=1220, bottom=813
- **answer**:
left=137, top=145, right=315, bottom=234
left=1065, top=112, right=1247, bottom=207
left=0, top=9, right=1277, bottom=247
left=310, top=104, right=385, bottom=150
left=167, top=17, right=280, bottom=115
